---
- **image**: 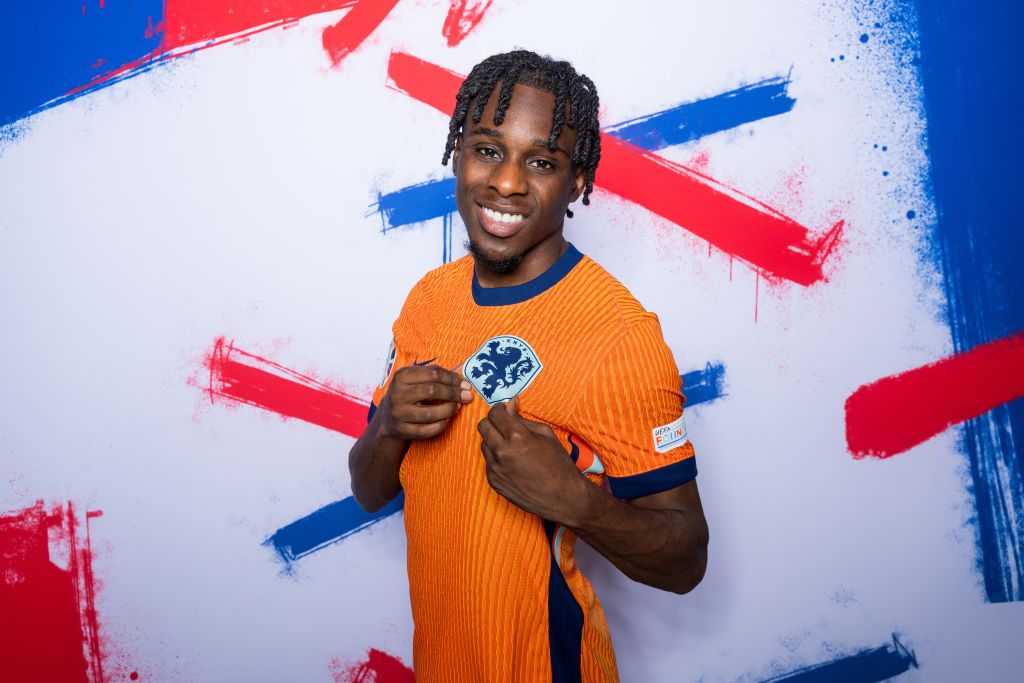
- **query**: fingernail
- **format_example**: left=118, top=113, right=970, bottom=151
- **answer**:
left=461, top=380, right=471, bottom=390
left=461, top=390, right=472, bottom=401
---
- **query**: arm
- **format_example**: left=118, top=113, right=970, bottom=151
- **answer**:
left=478, top=399, right=708, bottom=594
left=349, top=365, right=473, bottom=512
left=567, top=478, right=708, bottom=594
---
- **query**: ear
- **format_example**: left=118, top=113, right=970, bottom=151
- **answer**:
left=452, top=136, right=463, bottom=174
left=568, top=163, right=586, bottom=203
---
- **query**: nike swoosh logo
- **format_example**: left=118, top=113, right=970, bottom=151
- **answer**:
left=413, top=357, right=438, bottom=366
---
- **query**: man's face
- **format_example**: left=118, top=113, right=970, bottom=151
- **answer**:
left=452, top=82, right=586, bottom=275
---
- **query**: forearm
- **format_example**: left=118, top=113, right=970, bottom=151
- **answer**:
left=565, top=480, right=709, bottom=594
left=348, top=410, right=409, bottom=512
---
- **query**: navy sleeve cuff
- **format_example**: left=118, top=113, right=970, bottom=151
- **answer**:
left=607, top=457, right=697, bottom=499
left=367, top=401, right=377, bottom=424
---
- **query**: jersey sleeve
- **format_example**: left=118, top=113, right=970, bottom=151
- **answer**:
left=566, top=316, right=697, bottom=499
left=367, top=336, right=414, bottom=422
left=367, top=281, right=429, bottom=423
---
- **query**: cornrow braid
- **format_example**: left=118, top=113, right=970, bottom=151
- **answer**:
left=441, top=49, right=601, bottom=218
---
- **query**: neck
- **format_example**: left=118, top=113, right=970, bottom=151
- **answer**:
left=473, top=231, right=568, bottom=288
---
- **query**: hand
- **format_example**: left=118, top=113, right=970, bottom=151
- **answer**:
left=380, top=365, right=473, bottom=441
left=477, top=397, right=589, bottom=525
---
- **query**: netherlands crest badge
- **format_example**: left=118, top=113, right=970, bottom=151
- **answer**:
left=463, top=335, right=543, bottom=404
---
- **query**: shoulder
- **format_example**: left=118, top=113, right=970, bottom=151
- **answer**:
left=570, top=254, right=660, bottom=341
left=400, top=255, right=473, bottom=314
left=560, top=254, right=678, bottom=387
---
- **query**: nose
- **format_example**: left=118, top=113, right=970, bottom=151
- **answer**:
left=489, top=157, right=528, bottom=197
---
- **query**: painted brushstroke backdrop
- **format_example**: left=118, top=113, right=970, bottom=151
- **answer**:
left=1, top=1, right=1022, bottom=681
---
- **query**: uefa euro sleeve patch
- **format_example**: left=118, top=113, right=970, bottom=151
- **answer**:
left=463, top=335, right=543, bottom=404
left=652, top=414, right=689, bottom=453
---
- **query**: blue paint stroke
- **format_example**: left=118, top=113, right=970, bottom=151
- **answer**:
left=0, top=1, right=166, bottom=127
left=681, top=362, right=727, bottom=407
left=266, top=493, right=405, bottom=567
left=603, top=74, right=794, bottom=151
left=371, top=73, right=796, bottom=234
left=374, top=177, right=456, bottom=234
left=759, top=633, right=917, bottom=683
left=916, top=1, right=1024, bottom=602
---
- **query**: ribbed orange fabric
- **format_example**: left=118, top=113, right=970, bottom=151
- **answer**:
left=371, top=249, right=696, bottom=682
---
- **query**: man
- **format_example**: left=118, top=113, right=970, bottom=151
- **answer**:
left=349, top=50, right=708, bottom=682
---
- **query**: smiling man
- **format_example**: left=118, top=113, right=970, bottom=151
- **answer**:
left=349, top=50, right=709, bottom=682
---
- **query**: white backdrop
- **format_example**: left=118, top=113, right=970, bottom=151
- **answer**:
left=2, top=1, right=1021, bottom=681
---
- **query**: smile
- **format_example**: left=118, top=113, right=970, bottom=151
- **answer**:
left=479, top=205, right=526, bottom=224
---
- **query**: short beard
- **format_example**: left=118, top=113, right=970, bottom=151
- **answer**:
left=464, top=239, right=522, bottom=275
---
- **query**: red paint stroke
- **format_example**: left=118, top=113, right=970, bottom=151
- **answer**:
left=206, top=337, right=368, bottom=438
left=322, top=0, right=402, bottom=67
left=846, top=330, right=1024, bottom=458
left=330, top=648, right=415, bottom=683
left=67, top=0, right=398, bottom=99
left=0, top=502, right=106, bottom=683
left=601, top=136, right=845, bottom=286
left=441, top=0, right=493, bottom=47
left=385, top=51, right=843, bottom=287
left=162, top=1, right=356, bottom=50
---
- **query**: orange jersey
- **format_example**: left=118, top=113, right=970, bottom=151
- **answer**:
left=370, top=244, right=697, bottom=682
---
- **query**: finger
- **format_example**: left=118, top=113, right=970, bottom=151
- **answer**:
left=396, top=401, right=460, bottom=424
left=404, top=380, right=472, bottom=405
left=400, top=364, right=468, bottom=389
left=407, top=419, right=450, bottom=440
left=519, top=419, right=554, bottom=438
left=486, top=402, right=522, bottom=438
left=449, top=364, right=478, bottom=401
left=480, top=440, right=497, bottom=464
left=504, top=398, right=554, bottom=438
left=477, top=415, right=505, bottom=447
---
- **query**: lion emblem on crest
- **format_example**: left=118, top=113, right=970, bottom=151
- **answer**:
left=463, top=336, right=544, bottom=404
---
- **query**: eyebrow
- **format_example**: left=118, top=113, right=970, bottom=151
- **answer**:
left=468, top=126, right=569, bottom=157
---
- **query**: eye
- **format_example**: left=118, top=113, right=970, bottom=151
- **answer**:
left=474, top=146, right=499, bottom=159
left=531, top=158, right=556, bottom=171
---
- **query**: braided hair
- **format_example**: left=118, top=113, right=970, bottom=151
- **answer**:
left=441, top=50, right=601, bottom=218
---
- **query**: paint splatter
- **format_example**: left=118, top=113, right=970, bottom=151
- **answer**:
left=0, top=502, right=108, bottom=683
left=441, top=0, right=492, bottom=47
left=385, top=51, right=844, bottom=287
left=759, top=633, right=916, bottom=682
left=845, top=330, right=1024, bottom=458
left=330, top=648, right=415, bottom=682
left=204, top=337, right=368, bottom=438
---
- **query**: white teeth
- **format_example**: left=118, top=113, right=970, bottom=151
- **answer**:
left=481, top=206, right=524, bottom=223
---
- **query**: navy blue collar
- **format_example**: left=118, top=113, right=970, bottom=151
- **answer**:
left=472, top=243, right=584, bottom=306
